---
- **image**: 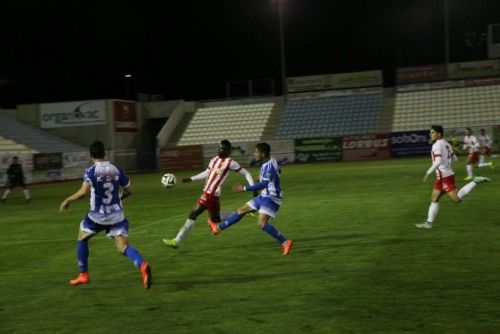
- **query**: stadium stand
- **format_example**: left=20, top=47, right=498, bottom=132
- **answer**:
left=392, top=84, right=500, bottom=131
left=275, top=94, right=383, bottom=139
left=177, top=102, right=274, bottom=146
left=0, top=114, right=86, bottom=153
left=0, top=135, right=36, bottom=153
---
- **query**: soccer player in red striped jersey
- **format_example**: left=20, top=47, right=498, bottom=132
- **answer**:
left=477, top=128, right=494, bottom=169
left=163, top=140, right=254, bottom=248
left=462, top=127, right=493, bottom=180
left=415, top=125, right=491, bottom=229
left=208, top=142, right=293, bottom=255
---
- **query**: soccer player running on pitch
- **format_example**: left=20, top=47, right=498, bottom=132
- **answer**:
left=463, top=127, right=493, bottom=181
left=416, top=125, right=491, bottom=229
left=478, top=128, right=494, bottom=167
left=207, top=142, right=294, bottom=255
left=163, top=139, right=255, bottom=249
left=59, top=140, right=152, bottom=289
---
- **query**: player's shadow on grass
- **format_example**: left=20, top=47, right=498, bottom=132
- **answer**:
left=167, top=270, right=320, bottom=291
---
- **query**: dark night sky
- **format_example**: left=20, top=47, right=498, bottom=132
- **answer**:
left=1, top=0, right=500, bottom=107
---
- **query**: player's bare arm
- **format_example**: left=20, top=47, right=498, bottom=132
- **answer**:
left=59, top=182, right=91, bottom=213
left=120, top=186, right=132, bottom=200
left=423, top=173, right=430, bottom=183
left=232, top=183, right=245, bottom=192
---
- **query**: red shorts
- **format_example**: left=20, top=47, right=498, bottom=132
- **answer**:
left=197, top=192, right=220, bottom=213
left=433, top=175, right=457, bottom=193
left=468, top=152, right=479, bottom=164
left=482, top=147, right=492, bottom=156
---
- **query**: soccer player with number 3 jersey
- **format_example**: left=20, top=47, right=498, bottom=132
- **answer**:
left=415, top=126, right=491, bottom=229
left=59, top=140, right=152, bottom=289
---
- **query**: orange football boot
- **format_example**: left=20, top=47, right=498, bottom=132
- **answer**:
left=69, top=272, right=90, bottom=286
left=140, top=262, right=152, bottom=289
left=282, top=239, right=294, bottom=256
left=207, top=219, right=220, bottom=235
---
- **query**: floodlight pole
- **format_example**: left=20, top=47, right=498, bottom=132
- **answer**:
left=278, top=0, right=287, bottom=96
left=444, top=0, right=450, bottom=64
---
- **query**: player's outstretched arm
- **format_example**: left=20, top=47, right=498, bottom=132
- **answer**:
left=423, top=173, right=430, bottom=183
left=232, top=183, right=245, bottom=192
left=239, top=168, right=254, bottom=186
left=59, top=182, right=91, bottom=214
left=120, top=187, right=132, bottom=200
left=186, top=170, right=208, bottom=183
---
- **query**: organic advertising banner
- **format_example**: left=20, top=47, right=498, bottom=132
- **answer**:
left=40, top=100, right=107, bottom=128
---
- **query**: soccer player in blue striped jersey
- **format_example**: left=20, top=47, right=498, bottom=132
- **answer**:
left=208, top=142, right=293, bottom=255
left=59, top=140, right=152, bottom=289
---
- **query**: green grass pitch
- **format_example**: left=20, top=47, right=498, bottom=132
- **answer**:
left=1, top=157, right=499, bottom=333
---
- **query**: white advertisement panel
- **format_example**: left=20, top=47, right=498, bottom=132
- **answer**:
left=40, top=100, right=107, bottom=128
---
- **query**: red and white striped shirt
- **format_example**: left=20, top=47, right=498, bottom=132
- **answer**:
left=463, top=135, right=479, bottom=153
left=202, top=156, right=243, bottom=197
left=429, top=139, right=456, bottom=179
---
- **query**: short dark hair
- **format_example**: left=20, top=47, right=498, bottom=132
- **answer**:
left=255, top=142, right=271, bottom=156
left=465, top=127, right=472, bottom=132
left=89, top=140, right=105, bottom=159
left=431, top=125, right=444, bottom=137
left=220, top=139, right=232, bottom=151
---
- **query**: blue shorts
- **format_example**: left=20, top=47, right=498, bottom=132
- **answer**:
left=247, top=196, right=280, bottom=218
left=80, top=214, right=129, bottom=237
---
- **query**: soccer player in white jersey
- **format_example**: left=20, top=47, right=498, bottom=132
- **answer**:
left=415, top=125, right=491, bottom=229
left=59, top=140, right=152, bottom=289
left=478, top=128, right=494, bottom=167
left=463, top=127, right=493, bottom=180
left=208, top=142, right=294, bottom=255
left=162, top=140, right=254, bottom=249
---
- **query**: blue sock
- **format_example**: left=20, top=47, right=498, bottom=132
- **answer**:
left=219, top=212, right=243, bottom=230
left=261, top=223, right=286, bottom=244
left=123, top=246, right=144, bottom=268
left=77, top=240, right=89, bottom=272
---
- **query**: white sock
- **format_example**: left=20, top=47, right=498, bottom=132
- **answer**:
left=479, top=155, right=485, bottom=164
left=466, top=164, right=474, bottom=177
left=2, top=189, right=11, bottom=199
left=23, top=189, right=30, bottom=200
left=457, top=181, right=477, bottom=200
left=175, top=219, right=196, bottom=244
left=427, top=202, right=439, bottom=223
left=478, top=162, right=490, bottom=168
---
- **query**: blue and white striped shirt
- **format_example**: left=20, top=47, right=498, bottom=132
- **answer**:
left=259, top=157, right=282, bottom=205
left=84, top=161, right=129, bottom=225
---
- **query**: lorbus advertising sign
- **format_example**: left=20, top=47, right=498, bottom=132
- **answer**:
left=342, top=133, right=390, bottom=161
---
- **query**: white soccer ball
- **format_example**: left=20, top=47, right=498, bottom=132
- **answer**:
left=161, top=173, right=176, bottom=188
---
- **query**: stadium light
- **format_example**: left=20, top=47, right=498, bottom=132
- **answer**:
left=124, top=74, right=132, bottom=100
